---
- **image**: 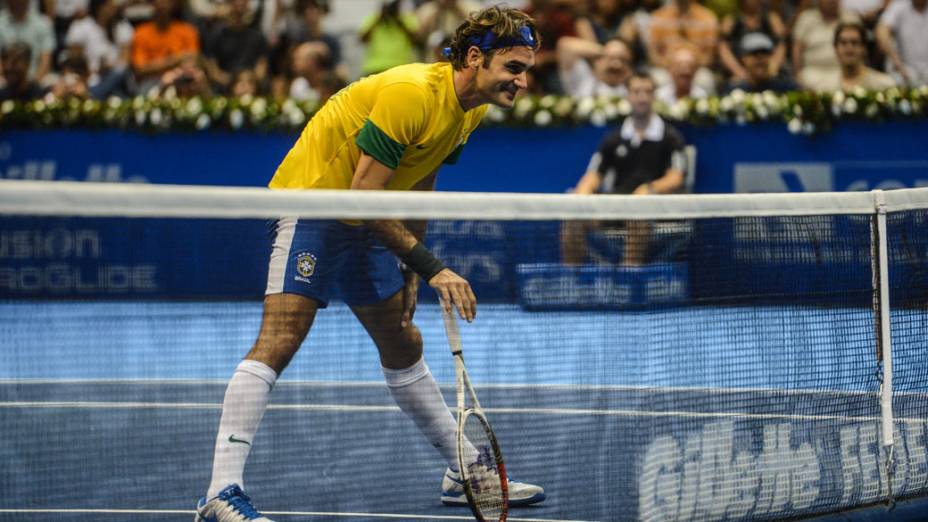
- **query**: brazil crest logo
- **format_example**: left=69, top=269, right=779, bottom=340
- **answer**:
left=296, top=252, right=316, bottom=278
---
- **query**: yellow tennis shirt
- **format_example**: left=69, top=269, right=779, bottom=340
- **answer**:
left=269, top=62, right=488, bottom=191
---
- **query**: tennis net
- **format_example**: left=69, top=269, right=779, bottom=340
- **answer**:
left=1, top=180, right=927, bottom=522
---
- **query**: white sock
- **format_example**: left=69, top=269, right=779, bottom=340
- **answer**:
left=206, top=359, right=278, bottom=498
left=383, top=357, right=474, bottom=472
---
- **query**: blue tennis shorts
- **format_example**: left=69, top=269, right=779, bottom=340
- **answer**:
left=265, top=218, right=404, bottom=308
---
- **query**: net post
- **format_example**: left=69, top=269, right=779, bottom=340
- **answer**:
left=872, top=189, right=896, bottom=506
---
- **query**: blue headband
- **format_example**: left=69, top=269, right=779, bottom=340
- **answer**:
left=443, top=25, right=536, bottom=58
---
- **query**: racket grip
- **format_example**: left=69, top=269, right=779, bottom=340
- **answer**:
left=441, top=300, right=463, bottom=356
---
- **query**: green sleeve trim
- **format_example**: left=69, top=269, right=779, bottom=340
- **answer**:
left=356, top=120, right=406, bottom=170
left=443, top=144, right=465, bottom=165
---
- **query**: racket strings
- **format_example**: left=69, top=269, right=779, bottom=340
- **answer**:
left=462, top=413, right=507, bottom=520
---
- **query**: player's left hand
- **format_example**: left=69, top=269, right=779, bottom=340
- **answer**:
left=400, top=267, right=419, bottom=328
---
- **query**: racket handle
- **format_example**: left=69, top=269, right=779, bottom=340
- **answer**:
left=440, top=300, right=463, bottom=356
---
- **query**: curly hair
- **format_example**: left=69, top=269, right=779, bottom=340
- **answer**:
left=447, top=6, right=541, bottom=70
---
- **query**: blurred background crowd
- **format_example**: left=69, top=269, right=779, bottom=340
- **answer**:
left=0, top=0, right=925, bottom=103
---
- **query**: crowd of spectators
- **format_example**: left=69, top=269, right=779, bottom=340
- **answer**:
left=0, top=0, right=926, bottom=103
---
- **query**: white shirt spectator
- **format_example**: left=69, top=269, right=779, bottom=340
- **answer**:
left=65, top=16, right=133, bottom=76
left=793, top=8, right=859, bottom=88
left=0, top=9, right=55, bottom=79
left=880, top=0, right=928, bottom=84
left=561, top=59, right=628, bottom=98
left=52, top=0, right=89, bottom=18
left=841, top=0, right=883, bottom=15
left=655, top=83, right=709, bottom=105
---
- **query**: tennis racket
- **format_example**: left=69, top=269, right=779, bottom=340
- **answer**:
left=441, top=303, right=508, bottom=522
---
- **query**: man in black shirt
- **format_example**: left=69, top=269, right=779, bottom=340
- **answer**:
left=724, top=32, right=797, bottom=94
left=561, top=71, right=687, bottom=266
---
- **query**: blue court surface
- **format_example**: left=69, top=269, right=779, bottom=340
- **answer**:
left=3, top=302, right=928, bottom=521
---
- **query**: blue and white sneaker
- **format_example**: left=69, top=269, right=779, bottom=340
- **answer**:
left=440, top=468, right=546, bottom=507
left=194, top=484, right=274, bottom=522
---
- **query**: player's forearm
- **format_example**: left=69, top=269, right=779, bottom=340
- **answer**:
left=366, top=219, right=419, bottom=255
left=404, top=219, right=428, bottom=242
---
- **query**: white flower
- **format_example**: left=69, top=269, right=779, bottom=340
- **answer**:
left=515, top=97, right=534, bottom=115
left=230, top=109, right=244, bottom=128
left=669, top=100, right=688, bottom=120
left=720, top=96, right=735, bottom=112
left=617, top=99, right=631, bottom=115
left=729, top=89, right=745, bottom=104
left=134, top=110, right=146, bottom=126
left=575, top=97, right=595, bottom=118
left=603, top=101, right=619, bottom=119
left=150, top=108, right=163, bottom=126
left=590, top=109, right=607, bottom=127
left=899, top=99, right=912, bottom=115
left=251, top=97, right=267, bottom=117
left=833, top=91, right=846, bottom=105
left=865, top=102, right=879, bottom=118
left=132, top=96, right=146, bottom=110
left=695, top=98, right=709, bottom=114
left=533, top=109, right=552, bottom=126
left=186, top=98, right=203, bottom=114
left=107, top=96, right=122, bottom=109
left=287, top=108, right=305, bottom=126
left=554, top=97, right=573, bottom=117
left=486, top=105, right=506, bottom=122
left=762, top=90, right=779, bottom=108
left=539, top=95, right=556, bottom=108
left=802, top=122, right=815, bottom=134
left=1, top=100, right=14, bottom=114
left=843, top=97, right=858, bottom=114
left=787, top=118, right=802, bottom=134
left=196, top=113, right=211, bottom=130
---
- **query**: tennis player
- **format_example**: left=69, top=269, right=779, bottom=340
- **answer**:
left=195, top=6, right=545, bottom=521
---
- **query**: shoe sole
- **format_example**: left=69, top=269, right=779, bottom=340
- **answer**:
left=441, top=492, right=546, bottom=507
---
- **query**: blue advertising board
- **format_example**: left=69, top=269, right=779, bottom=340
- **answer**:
left=1, top=122, right=926, bottom=302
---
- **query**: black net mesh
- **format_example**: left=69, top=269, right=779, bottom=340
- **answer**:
left=1, top=207, right=925, bottom=521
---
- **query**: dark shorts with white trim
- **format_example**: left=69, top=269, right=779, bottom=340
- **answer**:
left=265, top=218, right=404, bottom=308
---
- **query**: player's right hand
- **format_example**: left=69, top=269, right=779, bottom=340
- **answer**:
left=428, top=268, right=476, bottom=322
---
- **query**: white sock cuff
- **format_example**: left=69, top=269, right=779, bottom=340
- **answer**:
left=236, top=359, right=278, bottom=388
left=382, top=357, right=430, bottom=388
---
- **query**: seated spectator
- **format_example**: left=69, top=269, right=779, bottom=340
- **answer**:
left=818, top=20, right=895, bottom=90
left=279, top=0, right=340, bottom=65
left=718, top=0, right=786, bottom=82
left=876, top=0, right=928, bottom=86
left=0, top=42, right=46, bottom=99
left=46, top=0, right=88, bottom=64
left=64, top=0, right=133, bottom=97
left=46, top=50, right=90, bottom=99
left=525, top=0, right=592, bottom=93
left=0, top=0, right=55, bottom=84
left=578, top=0, right=635, bottom=44
left=561, top=71, right=688, bottom=266
left=188, top=0, right=258, bottom=27
left=153, top=54, right=211, bottom=98
left=286, top=40, right=332, bottom=102
left=202, top=0, right=268, bottom=94
left=130, top=0, right=200, bottom=92
left=416, top=0, right=482, bottom=47
left=557, top=35, right=633, bottom=98
left=648, top=0, right=718, bottom=70
left=724, top=31, right=797, bottom=92
left=655, top=43, right=710, bottom=104
left=230, top=68, right=259, bottom=97
left=792, top=0, right=859, bottom=89
left=359, top=0, right=420, bottom=75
